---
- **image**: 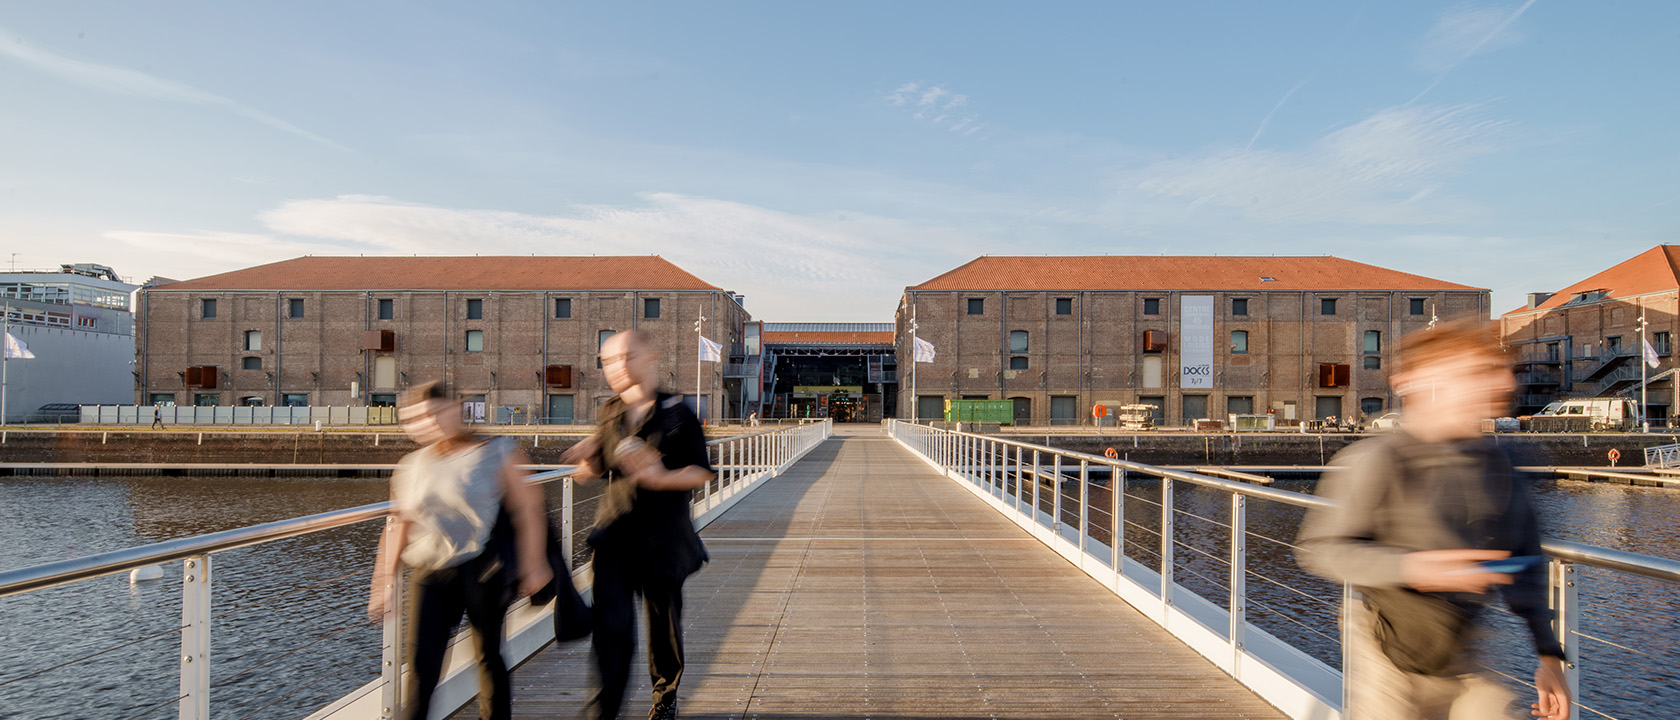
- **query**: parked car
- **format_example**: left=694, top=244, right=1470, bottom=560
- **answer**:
left=1368, top=412, right=1403, bottom=431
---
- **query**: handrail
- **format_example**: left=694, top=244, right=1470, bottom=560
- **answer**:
left=921, top=426, right=1680, bottom=582
left=0, top=467, right=572, bottom=598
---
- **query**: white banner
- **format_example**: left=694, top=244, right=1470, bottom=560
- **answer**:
left=1179, top=295, right=1213, bottom=389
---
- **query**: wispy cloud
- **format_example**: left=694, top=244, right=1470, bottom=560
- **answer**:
left=1128, top=104, right=1508, bottom=225
left=0, top=25, right=347, bottom=151
left=1409, top=1, right=1537, bottom=104
left=106, top=193, right=983, bottom=320
left=886, top=81, right=983, bottom=135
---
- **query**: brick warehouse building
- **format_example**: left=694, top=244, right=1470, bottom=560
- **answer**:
left=136, top=256, right=750, bottom=423
left=1500, top=245, right=1680, bottom=424
left=895, top=256, right=1489, bottom=426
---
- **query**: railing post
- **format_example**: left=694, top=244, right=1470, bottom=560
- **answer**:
left=1112, top=466, right=1124, bottom=573
left=1160, top=478, right=1175, bottom=612
left=1031, top=450, right=1041, bottom=518
left=379, top=533, right=406, bottom=719
left=1552, top=559, right=1581, bottom=708
left=1051, top=454, right=1063, bottom=535
left=1341, top=582, right=1356, bottom=714
left=1078, top=459, right=1090, bottom=551
left=1229, top=494, right=1247, bottom=672
left=1013, top=445, right=1023, bottom=510
left=179, top=554, right=211, bottom=720
left=561, top=477, right=574, bottom=573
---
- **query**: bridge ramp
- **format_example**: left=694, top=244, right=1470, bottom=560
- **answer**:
left=460, top=429, right=1284, bottom=719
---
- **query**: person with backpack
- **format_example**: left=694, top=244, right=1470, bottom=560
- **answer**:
left=367, top=381, right=552, bottom=720
left=1298, top=319, right=1571, bottom=720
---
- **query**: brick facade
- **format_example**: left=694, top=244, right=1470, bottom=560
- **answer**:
left=895, top=257, right=1488, bottom=426
left=136, top=258, right=749, bottom=423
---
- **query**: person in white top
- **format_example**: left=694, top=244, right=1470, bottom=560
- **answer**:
left=368, top=382, right=551, bottom=720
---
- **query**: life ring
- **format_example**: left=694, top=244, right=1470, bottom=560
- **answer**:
left=1608, top=448, right=1622, bottom=464
left=1104, top=447, right=1119, bottom=459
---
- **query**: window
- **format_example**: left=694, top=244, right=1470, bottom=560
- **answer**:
left=1409, top=298, right=1427, bottom=316
left=1009, top=356, right=1029, bottom=370
left=598, top=329, right=617, bottom=367
left=1143, top=298, right=1161, bottom=315
left=466, top=298, right=483, bottom=320
left=1049, top=396, right=1078, bottom=425
left=1607, top=336, right=1624, bottom=355
left=377, top=298, right=394, bottom=320
left=554, top=298, right=572, bottom=319
left=1364, top=356, right=1382, bottom=370
left=200, top=298, right=217, bottom=319
left=243, top=330, right=262, bottom=351
left=240, top=396, right=265, bottom=407
left=644, top=298, right=661, bottom=319
left=1227, top=396, right=1255, bottom=416
left=465, top=330, right=484, bottom=352
left=369, top=393, right=397, bottom=407
left=1364, top=330, right=1381, bottom=354
left=193, top=393, right=219, bottom=407
left=1183, top=395, right=1209, bottom=422
left=241, top=356, right=262, bottom=370
left=148, top=393, right=176, bottom=406
left=1361, top=398, right=1386, bottom=416
left=1055, top=298, right=1073, bottom=315
left=1318, top=363, right=1351, bottom=387
left=281, top=393, right=309, bottom=407
left=1655, top=332, right=1672, bottom=356
left=1009, top=330, right=1029, bottom=354
left=1546, top=342, right=1561, bottom=361
left=967, top=298, right=984, bottom=315
left=1320, top=298, right=1338, bottom=316
left=1232, top=298, right=1249, bottom=316
left=1230, top=330, right=1249, bottom=354
left=287, top=298, right=304, bottom=318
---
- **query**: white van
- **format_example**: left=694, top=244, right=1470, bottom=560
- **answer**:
left=1532, top=398, right=1643, bottom=431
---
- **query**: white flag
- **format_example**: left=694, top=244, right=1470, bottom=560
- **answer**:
left=4, top=332, right=33, bottom=359
left=1645, top=338, right=1661, bottom=369
left=698, top=335, right=722, bottom=362
left=913, top=336, right=936, bottom=363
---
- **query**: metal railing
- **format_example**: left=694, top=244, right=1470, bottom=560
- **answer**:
left=886, top=420, right=1680, bottom=720
left=1644, top=443, right=1680, bottom=468
left=0, top=420, right=832, bottom=720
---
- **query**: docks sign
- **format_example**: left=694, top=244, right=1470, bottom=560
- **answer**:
left=1180, top=295, right=1214, bottom=389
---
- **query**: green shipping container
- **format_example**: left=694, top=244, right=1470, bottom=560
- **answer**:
left=944, top=399, right=1015, bottom=425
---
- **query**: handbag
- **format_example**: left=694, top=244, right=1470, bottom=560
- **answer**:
left=488, top=508, right=593, bottom=642
left=1362, top=586, right=1474, bottom=676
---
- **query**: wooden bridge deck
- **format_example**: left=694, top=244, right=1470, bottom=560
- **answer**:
left=461, top=427, right=1284, bottom=719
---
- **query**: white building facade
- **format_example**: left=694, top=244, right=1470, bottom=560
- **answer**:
left=1, top=264, right=141, bottom=422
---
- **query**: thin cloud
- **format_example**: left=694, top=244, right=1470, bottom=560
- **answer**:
left=885, top=81, right=983, bottom=134
left=1129, top=103, right=1507, bottom=225
left=1409, top=1, right=1537, bottom=105
left=0, top=25, right=348, bottom=151
left=109, top=194, right=982, bottom=321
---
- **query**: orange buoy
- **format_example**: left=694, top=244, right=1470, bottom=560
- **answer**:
left=1104, top=447, right=1119, bottom=459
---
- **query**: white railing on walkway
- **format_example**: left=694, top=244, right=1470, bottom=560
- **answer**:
left=885, top=419, right=1680, bottom=720
left=0, top=420, right=832, bottom=720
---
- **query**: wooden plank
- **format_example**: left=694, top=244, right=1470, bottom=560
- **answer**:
left=456, top=431, right=1285, bottom=719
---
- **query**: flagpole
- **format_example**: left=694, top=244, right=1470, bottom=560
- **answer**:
left=910, top=302, right=918, bottom=422
left=695, top=309, right=704, bottom=423
left=1641, top=309, right=1650, bottom=433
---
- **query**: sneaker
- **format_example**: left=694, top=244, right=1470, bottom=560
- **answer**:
left=648, top=699, right=677, bottom=720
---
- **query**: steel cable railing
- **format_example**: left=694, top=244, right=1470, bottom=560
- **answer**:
left=0, top=420, right=831, bottom=720
left=886, top=419, right=1680, bottom=720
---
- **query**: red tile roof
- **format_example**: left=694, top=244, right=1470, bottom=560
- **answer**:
left=909, top=256, right=1480, bottom=292
left=1503, top=246, right=1680, bottom=316
left=152, top=256, right=721, bottom=291
left=763, top=330, right=895, bottom=345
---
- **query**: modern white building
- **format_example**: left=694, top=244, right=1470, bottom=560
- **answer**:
left=1, top=264, right=142, bottom=422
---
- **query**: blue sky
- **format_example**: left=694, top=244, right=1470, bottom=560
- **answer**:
left=1, top=1, right=1676, bottom=320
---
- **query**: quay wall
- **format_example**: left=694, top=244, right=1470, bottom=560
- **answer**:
left=0, top=428, right=1668, bottom=471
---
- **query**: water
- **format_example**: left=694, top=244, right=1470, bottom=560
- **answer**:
left=2, top=472, right=1676, bottom=719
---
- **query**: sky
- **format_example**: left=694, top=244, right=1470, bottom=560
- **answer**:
left=1, top=1, right=1676, bottom=321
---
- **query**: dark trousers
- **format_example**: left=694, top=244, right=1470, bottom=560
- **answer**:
left=406, top=551, right=512, bottom=720
left=589, top=548, right=686, bottom=720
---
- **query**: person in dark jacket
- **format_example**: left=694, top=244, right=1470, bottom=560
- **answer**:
left=562, top=330, right=713, bottom=720
left=1298, top=320, right=1570, bottom=719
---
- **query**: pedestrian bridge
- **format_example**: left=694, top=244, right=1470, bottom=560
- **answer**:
left=2, top=421, right=1674, bottom=720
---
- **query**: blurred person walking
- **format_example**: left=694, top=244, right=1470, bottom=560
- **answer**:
left=368, top=382, right=551, bottom=720
left=562, top=330, right=714, bottom=720
left=1298, top=320, right=1571, bottom=720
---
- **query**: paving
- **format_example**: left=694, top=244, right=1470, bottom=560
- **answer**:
left=458, top=425, right=1284, bottom=720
